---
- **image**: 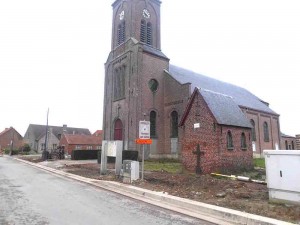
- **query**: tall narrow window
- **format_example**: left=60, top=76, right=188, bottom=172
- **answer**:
left=146, top=22, right=152, bottom=45
left=285, top=140, right=288, bottom=150
left=292, top=141, right=295, bottom=150
left=263, top=122, right=269, bottom=142
left=227, top=131, right=234, bottom=150
left=250, top=119, right=256, bottom=141
left=140, top=20, right=152, bottom=46
left=140, top=20, right=146, bottom=43
left=117, top=21, right=126, bottom=45
left=150, top=111, right=156, bottom=137
left=241, top=132, right=247, bottom=149
left=114, top=66, right=126, bottom=100
left=114, top=119, right=123, bottom=140
left=171, top=111, right=178, bottom=138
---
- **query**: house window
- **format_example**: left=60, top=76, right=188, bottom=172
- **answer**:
left=250, top=119, right=256, bottom=141
left=227, top=131, right=234, bottom=150
left=96, top=146, right=101, bottom=150
left=150, top=111, right=157, bottom=137
left=241, top=132, right=247, bottom=150
left=285, top=140, right=288, bottom=150
left=41, top=143, right=45, bottom=150
left=86, top=146, right=93, bottom=150
left=53, top=144, right=57, bottom=150
left=114, top=66, right=125, bottom=100
left=263, top=122, right=269, bottom=142
left=170, top=111, right=178, bottom=138
left=292, top=141, right=295, bottom=150
left=117, top=21, right=125, bottom=45
left=75, top=145, right=81, bottom=150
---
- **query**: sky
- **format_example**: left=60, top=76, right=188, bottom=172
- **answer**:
left=0, top=0, right=300, bottom=136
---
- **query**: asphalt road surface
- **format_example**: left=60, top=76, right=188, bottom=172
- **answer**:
left=0, top=157, right=214, bottom=225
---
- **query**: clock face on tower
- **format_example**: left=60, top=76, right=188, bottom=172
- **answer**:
left=142, top=9, right=150, bottom=18
left=119, top=10, right=125, bottom=20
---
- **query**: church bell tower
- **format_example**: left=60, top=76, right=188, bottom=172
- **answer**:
left=103, top=0, right=169, bottom=156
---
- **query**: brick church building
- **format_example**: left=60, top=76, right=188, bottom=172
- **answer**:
left=102, top=0, right=281, bottom=173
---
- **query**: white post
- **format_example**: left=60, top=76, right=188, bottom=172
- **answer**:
left=142, top=144, right=145, bottom=180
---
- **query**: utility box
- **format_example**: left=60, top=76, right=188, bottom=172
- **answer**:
left=264, top=150, right=300, bottom=205
left=123, top=160, right=140, bottom=183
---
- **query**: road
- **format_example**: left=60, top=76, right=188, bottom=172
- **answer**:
left=0, top=156, right=214, bottom=225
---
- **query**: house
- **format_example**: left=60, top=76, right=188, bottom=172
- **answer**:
left=0, top=127, right=23, bottom=152
left=179, top=88, right=253, bottom=173
left=23, top=124, right=91, bottom=153
left=59, top=134, right=102, bottom=155
left=93, top=130, right=103, bottom=137
left=281, top=133, right=297, bottom=150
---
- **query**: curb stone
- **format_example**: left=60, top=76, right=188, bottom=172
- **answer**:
left=11, top=156, right=296, bottom=225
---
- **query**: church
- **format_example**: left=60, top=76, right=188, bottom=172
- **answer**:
left=102, top=0, right=280, bottom=173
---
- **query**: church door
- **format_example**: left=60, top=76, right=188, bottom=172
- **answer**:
left=114, top=119, right=123, bottom=140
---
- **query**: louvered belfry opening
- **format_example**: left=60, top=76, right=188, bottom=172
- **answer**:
left=140, top=20, right=152, bottom=46
left=117, top=21, right=126, bottom=45
left=146, top=22, right=152, bottom=45
left=140, top=20, right=146, bottom=43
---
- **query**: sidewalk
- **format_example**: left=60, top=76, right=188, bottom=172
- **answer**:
left=10, top=156, right=296, bottom=225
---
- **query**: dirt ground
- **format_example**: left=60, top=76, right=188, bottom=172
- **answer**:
left=19, top=156, right=300, bottom=224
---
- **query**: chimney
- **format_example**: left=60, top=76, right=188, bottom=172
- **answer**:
left=63, top=124, right=67, bottom=133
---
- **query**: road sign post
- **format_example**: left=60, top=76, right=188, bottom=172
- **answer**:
left=137, top=121, right=151, bottom=180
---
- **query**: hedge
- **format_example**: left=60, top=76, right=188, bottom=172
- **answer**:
left=97, top=150, right=139, bottom=164
left=71, top=150, right=99, bottom=160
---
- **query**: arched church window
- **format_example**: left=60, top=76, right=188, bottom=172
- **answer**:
left=171, top=111, right=178, bottom=138
left=285, top=140, right=288, bottom=150
left=241, top=132, right=247, bottom=149
left=250, top=119, right=256, bottom=141
left=146, top=22, right=152, bottom=45
left=148, top=79, right=158, bottom=92
left=227, top=131, right=234, bottom=150
left=117, top=21, right=126, bottom=45
left=140, top=20, right=146, bottom=43
left=150, top=111, right=157, bottom=137
left=263, top=122, right=269, bottom=142
left=114, top=119, right=123, bottom=140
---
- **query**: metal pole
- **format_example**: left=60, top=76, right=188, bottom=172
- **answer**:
left=42, top=108, right=49, bottom=160
left=142, top=144, right=145, bottom=180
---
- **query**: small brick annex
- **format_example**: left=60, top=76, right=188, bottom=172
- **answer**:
left=179, top=89, right=253, bottom=174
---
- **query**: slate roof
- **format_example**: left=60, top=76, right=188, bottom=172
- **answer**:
left=63, top=134, right=102, bottom=145
left=142, top=44, right=169, bottom=59
left=27, top=124, right=91, bottom=141
left=200, top=89, right=252, bottom=128
left=280, top=132, right=295, bottom=138
left=167, top=65, right=278, bottom=115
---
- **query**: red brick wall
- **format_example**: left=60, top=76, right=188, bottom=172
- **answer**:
left=281, top=136, right=297, bottom=150
left=0, top=128, right=23, bottom=151
left=181, top=93, right=253, bottom=174
left=242, top=108, right=280, bottom=156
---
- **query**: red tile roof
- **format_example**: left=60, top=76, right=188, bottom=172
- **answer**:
left=63, top=134, right=102, bottom=145
left=93, top=130, right=103, bottom=137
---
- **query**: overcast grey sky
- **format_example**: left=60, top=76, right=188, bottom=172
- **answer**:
left=0, top=0, right=300, bottom=136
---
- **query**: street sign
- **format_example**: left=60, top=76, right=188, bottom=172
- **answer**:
left=135, top=139, right=152, bottom=145
left=139, top=121, right=150, bottom=139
